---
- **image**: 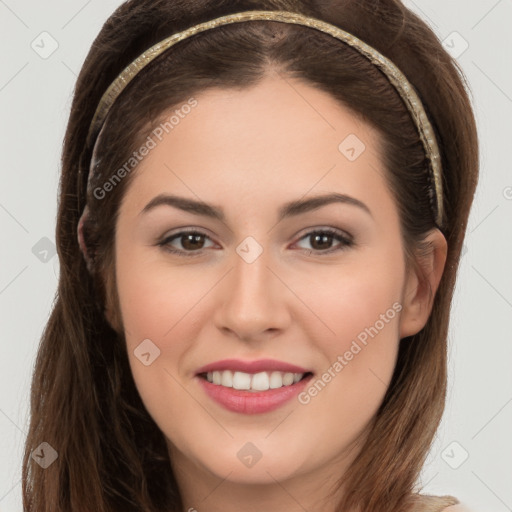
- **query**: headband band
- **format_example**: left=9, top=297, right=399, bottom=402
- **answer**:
left=78, top=9, right=444, bottom=271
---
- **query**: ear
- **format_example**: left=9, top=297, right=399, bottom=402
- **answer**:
left=399, top=228, right=448, bottom=338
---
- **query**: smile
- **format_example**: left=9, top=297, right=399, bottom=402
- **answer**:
left=200, top=370, right=311, bottom=391
left=196, top=371, right=314, bottom=415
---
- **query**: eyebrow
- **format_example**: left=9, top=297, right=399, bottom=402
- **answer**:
left=139, top=192, right=373, bottom=221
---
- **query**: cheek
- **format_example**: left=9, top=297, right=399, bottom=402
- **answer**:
left=292, top=252, right=404, bottom=417
left=291, top=276, right=402, bottom=458
left=116, top=256, right=208, bottom=364
left=114, top=240, right=194, bottom=387
left=116, top=258, right=205, bottom=439
left=294, top=250, right=404, bottom=354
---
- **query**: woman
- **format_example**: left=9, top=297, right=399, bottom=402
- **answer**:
left=22, top=1, right=479, bottom=511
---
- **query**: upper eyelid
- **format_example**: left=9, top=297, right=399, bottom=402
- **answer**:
left=160, top=227, right=217, bottom=244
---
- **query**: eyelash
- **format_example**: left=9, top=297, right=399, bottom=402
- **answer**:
left=157, top=227, right=354, bottom=257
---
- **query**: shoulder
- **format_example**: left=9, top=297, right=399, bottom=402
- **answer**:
left=411, top=494, right=473, bottom=512
left=442, top=503, right=475, bottom=511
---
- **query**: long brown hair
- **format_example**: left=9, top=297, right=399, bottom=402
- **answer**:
left=22, top=1, right=479, bottom=511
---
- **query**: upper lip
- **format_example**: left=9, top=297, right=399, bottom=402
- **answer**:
left=195, top=358, right=313, bottom=375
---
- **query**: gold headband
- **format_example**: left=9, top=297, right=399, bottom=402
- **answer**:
left=79, top=9, right=444, bottom=270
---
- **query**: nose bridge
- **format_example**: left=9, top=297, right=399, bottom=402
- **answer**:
left=214, top=238, right=288, bottom=339
left=229, top=240, right=275, bottom=312
left=233, top=241, right=270, bottom=296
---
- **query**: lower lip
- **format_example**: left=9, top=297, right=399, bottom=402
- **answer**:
left=196, top=374, right=314, bottom=415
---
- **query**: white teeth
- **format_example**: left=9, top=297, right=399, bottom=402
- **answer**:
left=204, top=370, right=306, bottom=391
left=232, top=371, right=251, bottom=390
left=269, top=371, right=284, bottom=389
left=251, top=371, right=270, bottom=391
left=282, top=372, right=294, bottom=386
left=221, top=370, right=233, bottom=387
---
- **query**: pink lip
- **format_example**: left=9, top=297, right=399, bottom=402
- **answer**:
left=195, top=358, right=312, bottom=375
left=196, top=373, right=314, bottom=414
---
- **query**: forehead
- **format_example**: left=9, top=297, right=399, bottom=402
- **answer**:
left=121, top=74, right=392, bottom=218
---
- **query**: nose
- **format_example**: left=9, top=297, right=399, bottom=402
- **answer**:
left=213, top=245, right=291, bottom=342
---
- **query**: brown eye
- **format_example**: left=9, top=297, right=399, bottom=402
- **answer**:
left=157, top=227, right=353, bottom=258
left=158, top=230, right=215, bottom=256
left=180, top=233, right=207, bottom=250
left=295, top=228, right=353, bottom=255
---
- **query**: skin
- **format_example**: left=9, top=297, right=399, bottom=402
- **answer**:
left=108, top=73, right=447, bottom=512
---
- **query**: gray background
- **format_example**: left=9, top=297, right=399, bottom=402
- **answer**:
left=1, top=1, right=511, bottom=510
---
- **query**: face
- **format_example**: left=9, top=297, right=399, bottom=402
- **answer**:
left=111, top=74, right=426, bottom=496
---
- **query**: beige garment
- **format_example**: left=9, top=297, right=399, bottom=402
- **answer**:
left=412, top=494, right=460, bottom=511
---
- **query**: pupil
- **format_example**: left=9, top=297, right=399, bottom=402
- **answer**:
left=311, top=233, right=332, bottom=250
left=182, top=233, right=204, bottom=250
